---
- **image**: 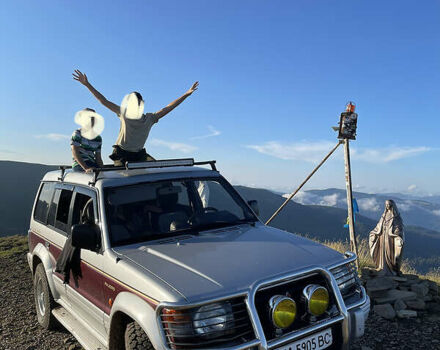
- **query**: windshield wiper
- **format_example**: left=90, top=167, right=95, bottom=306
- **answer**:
left=191, top=218, right=256, bottom=232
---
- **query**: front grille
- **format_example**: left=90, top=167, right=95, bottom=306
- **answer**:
left=331, top=261, right=362, bottom=302
left=254, top=273, right=339, bottom=342
left=160, top=297, right=255, bottom=349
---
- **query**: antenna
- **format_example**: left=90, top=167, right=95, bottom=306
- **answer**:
left=265, top=102, right=360, bottom=268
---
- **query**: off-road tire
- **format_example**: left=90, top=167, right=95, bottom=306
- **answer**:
left=124, top=321, right=154, bottom=350
left=33, top=263, right=58, bottom=329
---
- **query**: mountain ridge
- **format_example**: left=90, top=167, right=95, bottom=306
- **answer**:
left=1, top=160, right=438, bottom=273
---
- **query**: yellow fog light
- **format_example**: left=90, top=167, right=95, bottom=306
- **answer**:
left=303, top=285, right=329, bottom=316
left=269, top=295, right=296, bottom=329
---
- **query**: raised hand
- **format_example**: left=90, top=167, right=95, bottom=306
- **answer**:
left=72, top=70, right=89, bottom=86
left=186, top=81, right=199, bottom=95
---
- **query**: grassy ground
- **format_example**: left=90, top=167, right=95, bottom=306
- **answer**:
left=322, top=237, right=440, bottom=285
left=0, top=235, right=28, bottom=258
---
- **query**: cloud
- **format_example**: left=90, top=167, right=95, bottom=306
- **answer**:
left=285, top=191, right=318, bottom=205
left=285, top=191, right=344, bottom=207
left=397, top=201, right=412, bottom=212
left=408, top=184, right=417, bottom=191
left=321, top=193, right=340, bottom=207
left=247, top=140, right=431, bottom=164
left=247, top=141, right=336, bottom=163
left=357, top=198, right=381, bottom=212
left=190, top=125, right=221, bottom=140
left=351, top=146, right=430, bottom=163
left=150, top=138, right=197, bottom=154
left=35, top=133, right=70, bottom=141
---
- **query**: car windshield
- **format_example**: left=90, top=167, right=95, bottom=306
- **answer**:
left=104, top=177, right=258, bottom=246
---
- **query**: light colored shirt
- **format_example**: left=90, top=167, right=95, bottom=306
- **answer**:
left=115, top=113, right=159, bottom=152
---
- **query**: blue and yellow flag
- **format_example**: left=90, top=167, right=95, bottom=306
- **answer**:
left=344, top=198, right=359, bottom=228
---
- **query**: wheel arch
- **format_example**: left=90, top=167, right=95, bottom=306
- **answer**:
left=31, top=243, right=59, bottom=300
left=108, top=292, right=162, bottom=350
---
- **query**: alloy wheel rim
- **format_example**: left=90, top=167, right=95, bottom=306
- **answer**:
left=36, top=277, right=46, bottom=316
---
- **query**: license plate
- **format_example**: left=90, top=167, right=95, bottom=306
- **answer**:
left=276, top=328, right=333, bottom=350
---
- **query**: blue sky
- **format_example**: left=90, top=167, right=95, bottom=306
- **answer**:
left=1, top=0, right=439, bottom=194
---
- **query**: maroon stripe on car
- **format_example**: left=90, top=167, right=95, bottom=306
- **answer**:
left=29, top=231, right=158, bottom=313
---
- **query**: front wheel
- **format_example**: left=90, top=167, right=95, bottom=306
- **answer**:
left=33, top=263, right=58, bottom=329
left=125, top=321, right=153, bottom=350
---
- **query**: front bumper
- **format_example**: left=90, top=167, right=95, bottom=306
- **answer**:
left=348, top=293, right=370, bottom=339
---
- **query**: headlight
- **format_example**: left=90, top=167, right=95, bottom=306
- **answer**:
left=193, top=302, right=234, bottom=335
left=269, top=295, right=297, bottom=329
left=161, top=298, right=253, bottom=349
left=303, top=284, right=329, bottom=316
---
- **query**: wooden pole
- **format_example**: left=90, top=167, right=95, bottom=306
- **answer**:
left=343, top=139, right=359, bottom=268
left=266, top=141, right=343, bottom=225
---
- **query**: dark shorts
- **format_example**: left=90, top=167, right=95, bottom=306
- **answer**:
left=109, top=145, right=155, bottom=166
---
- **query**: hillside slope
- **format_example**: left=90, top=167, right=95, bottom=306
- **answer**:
left=300, top=188, right=440, bottom=233
left=0, top=161, right=56, bottom=235
left=236, top=186, right=440, bottom=269
left=0, top=161, right=438, bottom=271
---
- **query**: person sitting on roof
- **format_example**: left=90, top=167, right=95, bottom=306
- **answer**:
left=73, top=69, right=199, bottom=166
left=71, top=108, right=104, bottom=173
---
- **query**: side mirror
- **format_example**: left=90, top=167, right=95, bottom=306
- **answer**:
left=71, top=224, right=101, bottom=252
left=248, top=200, right=260, bottom=216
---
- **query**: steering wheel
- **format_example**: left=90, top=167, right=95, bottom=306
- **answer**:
left=202, top=207, right=218, bottom=213
left=188, top=207, right=219, bottom=224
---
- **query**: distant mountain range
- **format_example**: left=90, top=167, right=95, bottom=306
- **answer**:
left=0, top=161, right=438, bottom=273
left=0, top=161, right=56, bottom=236
left=291, top=188, right=440, bottom=233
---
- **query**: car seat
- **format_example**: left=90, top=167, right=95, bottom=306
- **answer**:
left=156, top=185, right=189, bottom=232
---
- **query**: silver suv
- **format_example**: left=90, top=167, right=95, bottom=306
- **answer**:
left=27, top=159, right=370, bottom=350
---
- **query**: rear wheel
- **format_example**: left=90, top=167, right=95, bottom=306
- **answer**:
left=33, top=263, right=58, bottom=329
left=124, top=321, right=153, bottom=350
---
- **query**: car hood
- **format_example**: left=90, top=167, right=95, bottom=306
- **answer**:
left=112, top=224, right=345, bottom=302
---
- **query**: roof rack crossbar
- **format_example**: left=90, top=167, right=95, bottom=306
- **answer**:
left=58, top=166, right=72, bottom=181
left=57, top=158, right=218, bottom=186
left=194, top=160, right=217, bottom=171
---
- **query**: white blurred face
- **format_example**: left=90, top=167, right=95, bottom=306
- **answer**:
left=121, top=92, right=144, bottom=120
left=74, top=109, right=105, bottom=140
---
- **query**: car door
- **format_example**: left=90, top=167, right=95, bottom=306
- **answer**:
left=45, top=183, right=74, bottom=306
left=65, top=186, right=107, bottom=339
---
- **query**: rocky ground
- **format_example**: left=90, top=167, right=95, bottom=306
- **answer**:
left=351, top=267, right=440, bottom=350
left=0, top=252, right=82, bottom=350
left=0, top=238, right=439, bottom=349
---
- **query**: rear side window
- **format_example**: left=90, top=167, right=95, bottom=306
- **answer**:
left=34, top=183, right=55, bottom=224
left=47, top=188, right=73, bottom=234
left=47, top=190, right=61, bottom=227
left=56, top=190, right=73, bottom=231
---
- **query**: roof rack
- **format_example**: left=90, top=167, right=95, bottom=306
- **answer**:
left=58, top=158, right=217, bottom=185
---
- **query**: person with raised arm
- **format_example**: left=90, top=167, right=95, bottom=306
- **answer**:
left=73, top=70, right=199, bottom=166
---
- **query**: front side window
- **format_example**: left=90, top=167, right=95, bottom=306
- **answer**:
left=105, top=177, right=257, bottom=246
left=71, top=192, right=95, bottom=226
